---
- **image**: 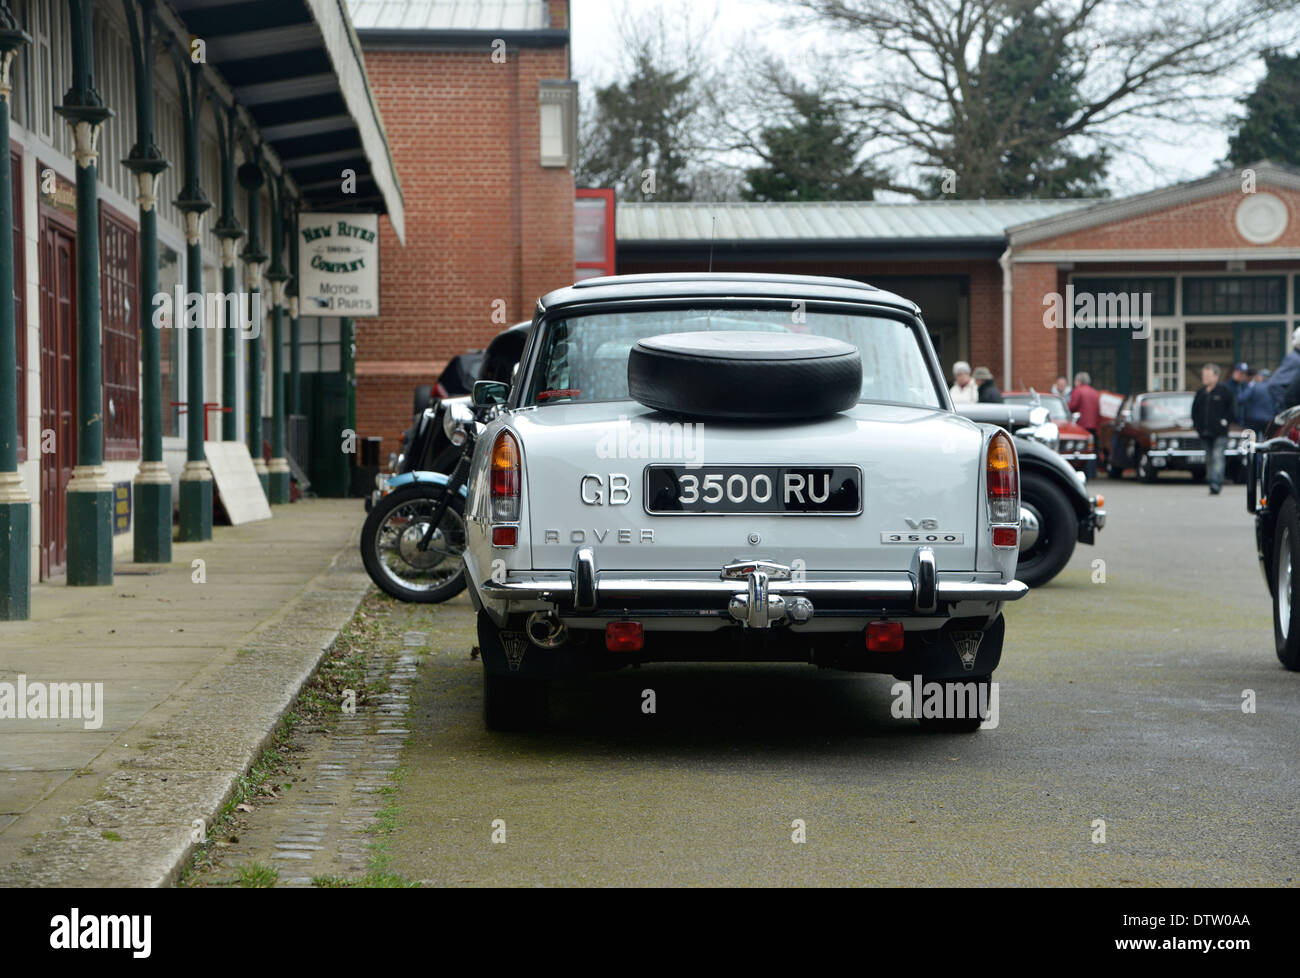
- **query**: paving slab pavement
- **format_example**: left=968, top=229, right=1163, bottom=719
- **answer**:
left=0, top=499, right=371, bottom=886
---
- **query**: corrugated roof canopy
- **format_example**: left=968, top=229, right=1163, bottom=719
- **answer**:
left=617, top=200, right=1093, bottom=243
left=172, top=0, right=406, bottom=243
left=347, top=0, right=550, bottom=31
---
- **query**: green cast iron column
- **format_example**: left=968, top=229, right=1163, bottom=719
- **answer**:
left=212, top=102, right=242, bottom=442
left=238, top=155, right=267, bottom=494
left=289, top=210, right=300, bottom=416
left=0, top=9, right=31, bottom=617
left=264, top=177, right=290, bottom=504
left=171, top=51, right=212, bottom=542
left=122, top=0, right=170, bottom=564
left=58, top=0, right=114, bottom=586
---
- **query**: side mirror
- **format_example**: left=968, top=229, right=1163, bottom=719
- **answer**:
left=473, top=380, right=509, bottom=408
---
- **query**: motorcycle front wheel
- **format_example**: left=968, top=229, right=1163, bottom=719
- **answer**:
left=361, top=483, right=469, bottom=603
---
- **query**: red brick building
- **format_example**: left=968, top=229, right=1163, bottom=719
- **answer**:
left=348, top=0, right=576, bottom=450
left=618, top=163, right=1300, bottom=397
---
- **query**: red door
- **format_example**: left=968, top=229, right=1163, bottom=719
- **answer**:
left=39, top=216, right=76, bottom=579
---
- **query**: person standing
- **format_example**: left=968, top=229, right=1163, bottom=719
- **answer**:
left=973, top=366, right=1002, bottom=403
left=1265, top=328, right=1300, bottom=412
left=1226, top=362, right=1251, bottom=401
left=949, top=361, right=979, bottom=404
left=1068, top=372, right=1101, bottom=479
left=1192, top=363, right=1237, bottom=495
left=1051, top=375, right=1071, bottom=400
left=1239, top=369, right=1275, bottom=437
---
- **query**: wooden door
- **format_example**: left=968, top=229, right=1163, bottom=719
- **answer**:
left=39, top=217, right=76, bottom=578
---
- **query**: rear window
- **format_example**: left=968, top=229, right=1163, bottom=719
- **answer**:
left=525, top=306, right=942, bottom=409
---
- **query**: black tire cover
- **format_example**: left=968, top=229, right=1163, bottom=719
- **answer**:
left=627, top=331, right=862, bottom=419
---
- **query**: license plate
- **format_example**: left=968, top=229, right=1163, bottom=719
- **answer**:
left=644, top=464, right=862, bottom=515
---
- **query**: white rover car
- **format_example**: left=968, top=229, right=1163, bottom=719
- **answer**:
left=462, top=274, right=1027, bottom=732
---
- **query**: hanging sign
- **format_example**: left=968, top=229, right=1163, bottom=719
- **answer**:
left=297, top=213, right=380, bottom=317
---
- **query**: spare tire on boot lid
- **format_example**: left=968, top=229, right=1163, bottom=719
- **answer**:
left=627, top=331, right=862, bottom=420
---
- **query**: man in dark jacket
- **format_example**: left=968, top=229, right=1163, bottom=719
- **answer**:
left=972, top=366, right=1002, bottom=403
left=1239, top=369, right=1276, bottom=437
left=1192, top=363, right=1237, bottom=495
left=1265, top=328, right=1300, bottom=412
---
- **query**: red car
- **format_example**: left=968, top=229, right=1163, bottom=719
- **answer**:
left=1003, top=392, right=1096, bottom=472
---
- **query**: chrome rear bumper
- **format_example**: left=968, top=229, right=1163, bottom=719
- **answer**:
left=479, top=545, right=1027, bottom=623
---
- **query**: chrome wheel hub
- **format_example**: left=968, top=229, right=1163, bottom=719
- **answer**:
left=1019, top=504, right=1041, bottom=553
left=1280, top=528, right=1292, bottom=639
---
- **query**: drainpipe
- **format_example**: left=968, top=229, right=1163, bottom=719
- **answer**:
left=999, top=246, right=1013, bottom=390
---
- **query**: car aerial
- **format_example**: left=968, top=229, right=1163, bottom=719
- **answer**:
left=1247, top=404, right=1300, bottom=671
left=1002, top=391, right=1095, bottom=472
left=955, top=401, right=1105, bottom=588
left=461, top=272, right=1029, bottom=733
left=1101, top=390, right=1254, bottom=483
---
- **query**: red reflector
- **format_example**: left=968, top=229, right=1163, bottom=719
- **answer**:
left=491, top=525, right=517, bottom=547
left=992, top=526, right=1018, bottom=547
left=605, top=621, right=643, bottom=652
left=866, top=620, right=904, bottom=652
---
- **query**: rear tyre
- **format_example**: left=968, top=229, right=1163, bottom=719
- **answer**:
left=1272, top=497, right=1300, bottom=671
left=916, top=675, right=992, bottom=733
left=1015, top=473, right=1077, bottom=588
left=483, top=672, right=550, bottom=731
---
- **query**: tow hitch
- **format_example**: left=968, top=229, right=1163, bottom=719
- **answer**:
left=722, top=559, right=814, bottom=628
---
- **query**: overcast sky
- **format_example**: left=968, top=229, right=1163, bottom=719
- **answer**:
left=568, top=0, right=1265, bottom=199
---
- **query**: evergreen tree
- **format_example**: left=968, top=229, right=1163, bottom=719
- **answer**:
left=1228, top=50, right=1300, bottom=168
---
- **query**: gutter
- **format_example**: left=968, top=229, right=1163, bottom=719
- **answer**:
left=355, top=28, right=570, bottom=50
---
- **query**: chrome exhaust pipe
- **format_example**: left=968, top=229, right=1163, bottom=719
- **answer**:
left=526, top=611, right=568, bottom=648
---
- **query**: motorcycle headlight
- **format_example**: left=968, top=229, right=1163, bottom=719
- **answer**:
left=442, top=407, right=468, bottom=446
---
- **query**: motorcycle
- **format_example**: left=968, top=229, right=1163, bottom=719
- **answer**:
left=359, top=322, right=530, bottom=603
left=360, top=397, right=480, bottom=603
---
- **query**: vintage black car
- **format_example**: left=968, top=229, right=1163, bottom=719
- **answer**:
left=1247, top=404, right=1300, bottom=670
left=957, top=402, right=1106, bottom=588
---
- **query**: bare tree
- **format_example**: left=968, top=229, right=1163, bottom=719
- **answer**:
left=576, top=3, right=741, bottom=201
left=782, top=0, right=1300, bottom=197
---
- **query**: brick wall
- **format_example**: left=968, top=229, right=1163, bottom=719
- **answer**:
left=357, top=38, right=575, bottom=450
left=1009, top=186, right=1300, bottom=391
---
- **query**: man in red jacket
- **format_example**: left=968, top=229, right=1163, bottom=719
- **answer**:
left=1068, top=372, right=1101, bottom=477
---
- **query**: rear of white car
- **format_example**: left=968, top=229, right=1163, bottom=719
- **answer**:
left=462, top=274, right=1026, bottom=730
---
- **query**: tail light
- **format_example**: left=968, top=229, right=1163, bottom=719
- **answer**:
left=606, top=621, right=643, bottom=652
left=490, top=431, right=520, bottom=523
left=866, top=620, right=904, bottom=652
left=987, top=430, right=1019, bottom=548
